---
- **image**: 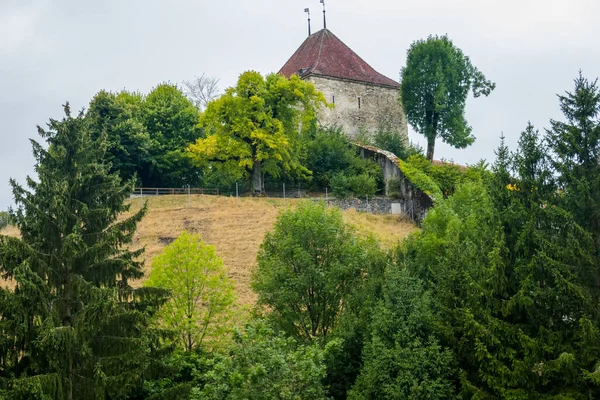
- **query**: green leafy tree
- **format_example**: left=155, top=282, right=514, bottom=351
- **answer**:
left=144, top=83, right=202, bottom=187
left=188, top=71, right=327, bottom=193
left=87, top=90, right=151, bottom=183
left=401, top=35, right=495, bottom=160
left=0, top=105, right=168, bottom=399
left=145, top=231, right=235, bottom=352
left=197, top=320, right=327, bottom=400
left=252, top=201, right=368, bottom=341
left=349, top=268, right=454, bottom=400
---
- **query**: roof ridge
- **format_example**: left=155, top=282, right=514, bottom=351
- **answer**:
left=312, top=30, right=327, bottom=74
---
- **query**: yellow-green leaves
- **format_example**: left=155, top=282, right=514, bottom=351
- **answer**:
left=187, top=71, right=327, bottom=192
left=145, top=231, right=235, bottom=352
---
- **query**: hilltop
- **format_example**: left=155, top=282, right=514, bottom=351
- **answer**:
left=1, top=195, right=417, bottom=306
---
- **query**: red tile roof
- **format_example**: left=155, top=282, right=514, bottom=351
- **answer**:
left=279, top=29, right=400, bottom=89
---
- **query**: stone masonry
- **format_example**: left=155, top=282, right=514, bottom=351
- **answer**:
left=307, top=75, right=408, bottom=138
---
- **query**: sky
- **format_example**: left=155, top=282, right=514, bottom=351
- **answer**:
left=1, top=0, right=599, bottom=210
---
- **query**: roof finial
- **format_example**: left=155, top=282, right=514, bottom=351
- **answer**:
left=304, top=8, right=311, bottom=36
left=320, top=0, right=327, bottom=30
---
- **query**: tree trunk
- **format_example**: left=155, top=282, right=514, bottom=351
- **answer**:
left=426, top=137, right=435, bottom=161
left=252, top=160, right=263, bottom=194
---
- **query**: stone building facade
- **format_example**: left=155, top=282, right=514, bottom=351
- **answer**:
left=279, top=29, right=408, bottom=139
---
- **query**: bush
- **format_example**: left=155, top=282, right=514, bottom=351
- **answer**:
left=349, top=174, right=377, bottom=198
left=196, top=320, right=328, bottom=400
left=330, top=173, right=352, bottom=199
left=305, top=127, right=357, bottom=189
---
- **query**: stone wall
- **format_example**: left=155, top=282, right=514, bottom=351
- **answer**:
left=356, top=144, right=434, bottom=222
left=307, top=75, right=408, bottom=139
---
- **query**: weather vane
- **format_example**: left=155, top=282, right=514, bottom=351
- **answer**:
left=304, top=8, right=311, bottom=36
left=320, top=0, right=327, bottom=29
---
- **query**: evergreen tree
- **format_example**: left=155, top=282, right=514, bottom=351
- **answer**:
left=0, top=105, right=168, bottom=399
left=547, top=72, right=600, bottom=247
left=405, top=123, right=600, bottom=397
left=348, top=268, right=454, bottom=400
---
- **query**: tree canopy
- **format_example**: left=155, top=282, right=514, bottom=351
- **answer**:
left=145, top=231, right=235, bottom=353
left=401, top=35, right=495, bottom=160
left=87, top=83, right=201, bottom=188
left=187, top=71, right=328, bottom=193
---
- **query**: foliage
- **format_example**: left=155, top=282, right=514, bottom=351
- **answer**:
left=330, top=173, right=352, bottom=199
left=0, top=211, right=10, bottom=229
left=401, top=35, right=495, bottom=160
left=87, top=84, right=202, bottom=188
left=322, top=238, right=389, bottom=400
left=397, top=157, right=443, bottom=199
left=0, top=105, right=169, bottom=399
left=196, top=320, right=328, bottom=400
left=349, top=268, right=455, bottom=400
left=331, top=173, right=377, bottom=199
left=304, top=126, right=359, bottom=189
left=188, top=71, right=328, bottom=192
left=394, top=154, right=487, bottom=199
left=402, top=114, right=600, bottom=397
left=143, top=83, right=203, bottom=187
left=546, top=72, right=600, bottom=246
left=87, top=90, right=151, bottom=184
left=358, top=129, right=423, bottom=160
left=145, top=231, right=235, bottom=352
left=252, top=201, right=370, bottom=341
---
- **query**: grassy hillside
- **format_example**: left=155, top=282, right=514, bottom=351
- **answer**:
left=1, top=195, right=417, bottom=305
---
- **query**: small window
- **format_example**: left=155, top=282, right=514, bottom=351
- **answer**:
left=358, top=97, right=361, bottom=109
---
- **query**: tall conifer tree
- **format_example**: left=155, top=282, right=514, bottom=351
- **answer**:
left=0, top=105, right=167, bottom=399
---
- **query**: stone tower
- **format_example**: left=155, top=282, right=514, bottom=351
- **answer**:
left=279, top=29, right=408, bottom=140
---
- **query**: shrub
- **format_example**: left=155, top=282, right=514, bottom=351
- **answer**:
left=349, top=174, right=377, bottom=198
left=197, top=320, right=328, bottom=400
left=330, top=173, right=352, bottom=199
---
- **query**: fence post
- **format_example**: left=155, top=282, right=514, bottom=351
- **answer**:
left=140, top=188, right=143, bottom=209
left=236, top=182, right=239, bottom=201
left=188, top=185, right=191, bottom=208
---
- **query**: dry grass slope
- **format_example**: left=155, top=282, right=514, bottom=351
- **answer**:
left=1, top=195, right=418, bottom=306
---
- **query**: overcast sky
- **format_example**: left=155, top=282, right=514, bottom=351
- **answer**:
left=1, top=0, right=599, bottom=210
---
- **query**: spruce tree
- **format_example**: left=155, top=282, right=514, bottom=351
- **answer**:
left=547, top=72, right=600, bottom=249
left=0, top=105, right=168, bottom=399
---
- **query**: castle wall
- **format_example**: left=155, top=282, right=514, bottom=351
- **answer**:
left=306, top=75, right=408, bottom=140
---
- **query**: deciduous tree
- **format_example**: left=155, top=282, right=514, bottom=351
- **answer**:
left=188, top=71, right=327, bottom=193
left=252, top=201, right=369, bottom=341
left=401, top=35, right=495, bottom=161
left=145, top=231, right=235, bottom=352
